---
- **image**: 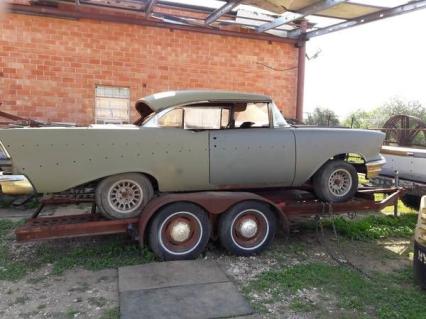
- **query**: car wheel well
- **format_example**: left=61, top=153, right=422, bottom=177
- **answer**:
left=332, top=153, right=366, bottom=173
left=142, top=173, right=159, bottom=191
left=93, top=172, right=159, bottom=191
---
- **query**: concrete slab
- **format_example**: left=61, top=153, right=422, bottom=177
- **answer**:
left=120, top=282, right=253, bottom=319
left=119, top=260, right=253, bottom=319
left=119, top=260, right=229, bottom=292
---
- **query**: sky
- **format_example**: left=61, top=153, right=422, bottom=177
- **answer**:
left=304, top=9, right=426, bottom=120
left=163, top=1, right=426, bottom=120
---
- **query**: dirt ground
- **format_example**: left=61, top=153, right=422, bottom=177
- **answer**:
left=0, top=206, right=418, bottom=319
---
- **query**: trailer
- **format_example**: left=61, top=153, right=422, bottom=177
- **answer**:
left=14, top=186, right=403, bottom=260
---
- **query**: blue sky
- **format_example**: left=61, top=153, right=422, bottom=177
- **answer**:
left=304, top=9, right=426, bottom=119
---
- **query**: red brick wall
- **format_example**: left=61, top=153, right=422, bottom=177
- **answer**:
left=0, top=13, right=298, bottom=124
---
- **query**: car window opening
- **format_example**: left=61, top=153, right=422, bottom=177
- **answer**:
left=141, top=101, right=290, bottom=129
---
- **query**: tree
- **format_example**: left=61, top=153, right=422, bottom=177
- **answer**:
left=344, top=98, right=425, bottom=128
left=305, top=107, right=340, bottom=127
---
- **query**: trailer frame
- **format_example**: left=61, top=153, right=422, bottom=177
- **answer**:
left=15, top=186, right=404, bottom=245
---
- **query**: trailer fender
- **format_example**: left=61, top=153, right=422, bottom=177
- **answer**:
left=138, top=191, right=289, bottom=247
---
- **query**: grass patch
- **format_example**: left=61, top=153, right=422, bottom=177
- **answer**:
left=0, top=219, right=155, bottom=281
left=302, top=213, right=417, bottom=241
left=0, top=219, right=22, bottom=238
left=88, top=296, right=107, bottom=307
left=289, top=299, right=317, bottom=312
left=0, top=219, right=28, bottom=281
left=99, top=307, right=119, bottom=319
left=66, top=308, right=81, bottom=318
left=34, top=237, right=155, bottom=275
left=246, top=262, right=425, bottom=319
left=375, top=194, right=417, bottom=215
left=327, top=214, right=417, bottom=240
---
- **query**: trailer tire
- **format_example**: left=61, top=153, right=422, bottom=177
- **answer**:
left=401, top=194, right=421, bottom=211
left=148, top=202, right=211, bottom=261
left=313, top=160, right=358, bottom=203
left=218, top=201, right=277, bottom=256
left=96, top=173, right=154, bottom=219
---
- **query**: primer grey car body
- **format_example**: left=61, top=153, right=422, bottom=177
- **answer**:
left=0, top=90, right=385, bottom=195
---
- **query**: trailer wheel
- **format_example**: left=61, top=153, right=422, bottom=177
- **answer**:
left=148, top=202, right=211, bottom=261
left=313, top=160, right=358, bottom=203
left=401, top=194, right=421, bottom=210
left=96, top=173, right=154, bottom=219
left=218, top=201, right=277, bottom=256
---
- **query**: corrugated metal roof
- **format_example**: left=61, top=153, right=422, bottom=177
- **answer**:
left=23, top=0, right=426, bottom=40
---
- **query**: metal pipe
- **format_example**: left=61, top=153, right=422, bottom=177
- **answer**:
left=9, top=4, right=296, bottom=44
left=257, top=0, right=347, bottom=33
left=394, top=170, right=399, bottom=217
left=205, top=0, right=242, bottom=25
left=145, top=0, right=158, bottom=18
left=295, top=21, right=307, bottom=122
left=305, top=0, right=426, bottom=39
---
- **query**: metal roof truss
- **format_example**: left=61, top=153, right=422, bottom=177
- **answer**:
left=21, top=0, right=426, bottom=41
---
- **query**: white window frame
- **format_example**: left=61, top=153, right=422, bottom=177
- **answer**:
left=95, top=86, right=130, bottom=124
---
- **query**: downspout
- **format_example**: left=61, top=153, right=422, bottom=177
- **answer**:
left=296, top=20, right=308, bottom=123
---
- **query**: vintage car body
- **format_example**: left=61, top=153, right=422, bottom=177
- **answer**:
left=0, top=90, right=385, bottom=216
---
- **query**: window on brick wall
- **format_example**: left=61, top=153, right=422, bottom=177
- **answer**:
left=95, top=86, right=130, bottom=124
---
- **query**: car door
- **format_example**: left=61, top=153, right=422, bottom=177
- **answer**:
left=209, top=102, right=296, bottom=188
left=140, top=107, right=211, bottom=192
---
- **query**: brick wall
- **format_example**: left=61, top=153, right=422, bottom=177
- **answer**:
left=0, top=12, right=298, bottom=124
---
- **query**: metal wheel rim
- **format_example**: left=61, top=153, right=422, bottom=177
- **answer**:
left=328, top=168, right=352, bottom=197
left=107, top=179, right=144, bottom=214
left=159, top=211, right=203, bottom=256
left=230, top=209, right=269, bottom=251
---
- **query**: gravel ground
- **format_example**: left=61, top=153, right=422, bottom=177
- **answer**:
left=0, top=267, right=117, bottom=319
left=0, top=209, right=413, bottom=319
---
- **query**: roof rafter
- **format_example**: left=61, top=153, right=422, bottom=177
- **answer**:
left=256, top=0, right=348, bottom=33
left=303, top=0, right=426, bottom=38
left=205, top=0, right=242, bottom=25
left=145, top=0, right=158, bottom=18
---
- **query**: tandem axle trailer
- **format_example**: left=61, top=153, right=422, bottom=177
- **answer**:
left=15, top=187, right=403, bottom=260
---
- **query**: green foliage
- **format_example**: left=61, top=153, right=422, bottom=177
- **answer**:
left=344, top=97, right=425, bottom=129
left=66, top=308, right=80, bottom=319
left=329, top=214, right=416, bottom=240
left=99, top=307, right=120, bottom=319
left=0, top=219, right=155, bottom=281
left=305, top=107, right=340, bottom=126
left=34, top=237, right=155, bottom=275
left=247, top=263, right=426, bottom=319
left=0, top=219, right=19, bottom=237
left=289, top=299, right=317, bottom=313
left=306, top=214, right=417, bottom=241
left=0, top=219, right=28, bottom=281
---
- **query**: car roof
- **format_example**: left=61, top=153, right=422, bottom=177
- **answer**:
left=135, top=90, right=272, bottom=114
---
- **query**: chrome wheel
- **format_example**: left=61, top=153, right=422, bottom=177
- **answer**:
left=230, top=209, right=269, bottom=251
left=107, top=179, right=143, bottom=214
left=328, top=168, right=352, bottom=197
left=159, top=211, right=203, bottom=256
